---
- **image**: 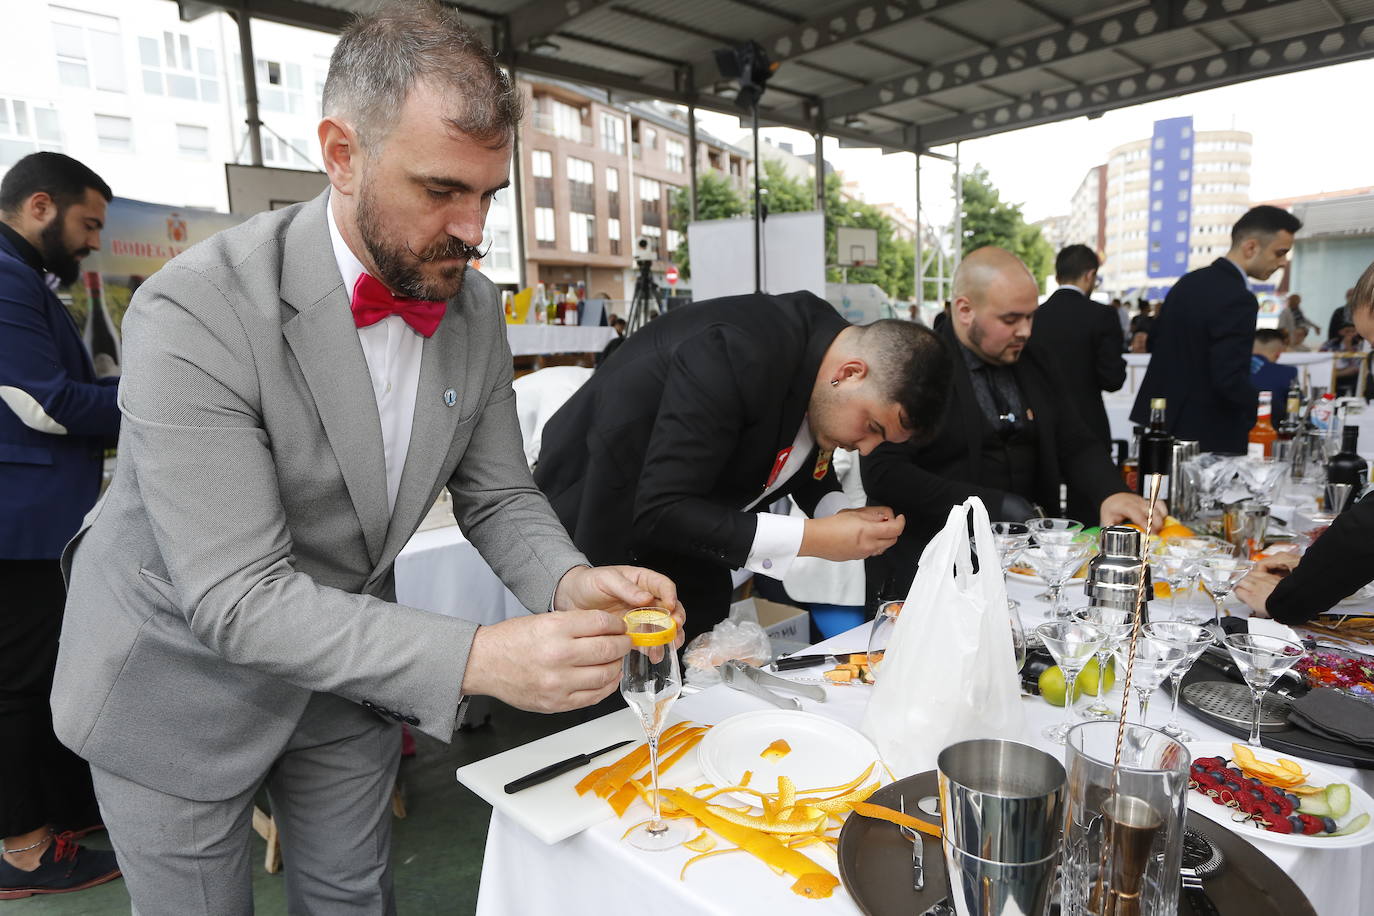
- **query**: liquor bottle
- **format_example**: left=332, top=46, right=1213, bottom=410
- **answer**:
left=1277, top=379, right=1302, bottom=442
left=1137, top=398, right=1173, bottom=499
left=1326, top=425, right=1368, bottom=489
left=1121, top=425, right=1141, bottom=493
left=564, top=290, right=579, bottom=327
left=1248, top=392, right=1277, bottom=458
left=1310, top=392, right=1336, bottom=433
left=532, top=283, right=547, bottom=325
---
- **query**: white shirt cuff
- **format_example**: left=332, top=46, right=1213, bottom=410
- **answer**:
left=744, top=513, right=805, bottom=578
left=814, top=490, right=850, bottom=518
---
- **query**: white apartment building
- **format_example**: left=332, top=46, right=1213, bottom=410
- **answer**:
left=1067, top=164, right=1105, bottom=256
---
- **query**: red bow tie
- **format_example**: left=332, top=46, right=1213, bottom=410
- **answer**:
left=350, top=273, right=446, bottom=338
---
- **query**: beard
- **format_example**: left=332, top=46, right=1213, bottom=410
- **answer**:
left=968, top=321, right=1022, bottom=365
left=356, top=182, right=469, bottom=302
left=39, top=214, right=88, bottom=287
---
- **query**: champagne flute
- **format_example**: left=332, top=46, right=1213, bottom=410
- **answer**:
left=1036, top=620, right=1104, bottom=744
left=1112, top=634, right=1186, bottom=728
left=1222, top=633, right=1304, bottom=747
left=1197, top=556, right=1253, bottom=626
left=620, top=608, right=690, bottom=851
left=1142, top=621, right=1215, bottom=742
left=1071, top=607, right=1133, bottom=721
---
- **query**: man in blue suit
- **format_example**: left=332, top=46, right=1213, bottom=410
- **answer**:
left=1130, top=205, right=1301, bottom=453
left=0, top=152, right=122, bottom=898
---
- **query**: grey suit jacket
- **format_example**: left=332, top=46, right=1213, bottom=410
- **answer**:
left=51, top=191, right=586, bottom=802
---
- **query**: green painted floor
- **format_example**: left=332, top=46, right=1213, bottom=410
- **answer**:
left=12, top=703, right=584, bottom=916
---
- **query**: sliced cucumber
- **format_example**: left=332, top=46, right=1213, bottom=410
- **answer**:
left=1327, top=812, right=1370, bottom=838
left=1298, top=792, right=1332, bottom=817
left=1325, top=783, right=1352, bottom=819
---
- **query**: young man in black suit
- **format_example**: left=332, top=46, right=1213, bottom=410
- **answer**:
left=1130, top=205, right=1301, bottom=452
left=1027, top=244, right=1126, bottom=520
left=1238, top=260, right=1374, bottom=623
left=535, top=291, right=952, bottom=640
left=860, top=247, right=1159, bottom=604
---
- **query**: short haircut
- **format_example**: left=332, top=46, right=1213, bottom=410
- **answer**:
left=1231, top=205, right=1302, bottom=247
left=1351, top=260, right=1374, bottom=316
left=1254, top=328, right=1287, bottom=347
left=0, top=151, right=111, bottom=217
left=856, top=320, right=952, bottom=445
left=1055, top=244, right=1099, bottom=282
left=322, top=0, right=523, bottom=150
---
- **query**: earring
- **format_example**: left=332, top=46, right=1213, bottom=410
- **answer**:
left=831, top=379, right=839, bottom=387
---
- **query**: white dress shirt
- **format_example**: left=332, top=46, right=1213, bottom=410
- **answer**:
left=327, top=194, right=424, bottom=515
left=740, top=420, right=850, bottom=579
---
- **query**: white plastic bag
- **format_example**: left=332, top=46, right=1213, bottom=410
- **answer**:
left=860, top=496, right=1028, bottom=777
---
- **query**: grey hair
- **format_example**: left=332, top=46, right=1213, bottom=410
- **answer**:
left=322, top=0, right=523, bottom=150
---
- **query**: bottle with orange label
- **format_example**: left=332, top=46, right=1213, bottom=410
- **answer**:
left=1247, top=391, right=1277, bottom=458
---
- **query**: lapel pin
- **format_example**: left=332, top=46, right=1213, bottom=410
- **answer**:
left=443, top=388, right=458, bottom=407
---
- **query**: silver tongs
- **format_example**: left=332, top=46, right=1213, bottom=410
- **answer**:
left=719, top=660, right=826, bottom=709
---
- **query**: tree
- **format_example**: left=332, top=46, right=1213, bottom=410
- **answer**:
left=960, top=164, right=1054, bottom=289
left=668, top=169, right=747, bottom=278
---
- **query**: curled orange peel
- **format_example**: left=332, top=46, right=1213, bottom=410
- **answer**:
left=852, top=801, right=943, bottom=838
left=624, top=609, right=676, bottom=646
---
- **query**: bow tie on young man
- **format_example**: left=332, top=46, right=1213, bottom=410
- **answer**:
left=350, top=273, right=447, bottom=338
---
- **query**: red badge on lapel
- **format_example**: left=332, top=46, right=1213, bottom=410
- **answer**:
left=766, top=447, right=793, bottom=488
left=813, top=448, right=833, bottom=480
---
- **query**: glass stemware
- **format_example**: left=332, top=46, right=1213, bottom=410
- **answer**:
left=620, top=609, right=690, bottom=851
left=1148, top=545, right=1190, bottom=621
left=1222, top=633, right=1304, bottom=746
left=1036, top=620, right=1105, bottom=744
left=1112, top=634, right=1187, bottom=728
left=1160, top=536, right=1227, bottom=624
left=1197, top=556, right=1253, bottom=626
left=866, top=599, right=902, bottom=682
left=1007, top=599, right=1027, bottom=673
left=990, top=521, right=1031, bottom=576
left=1142, top=621, right=1215, bottom=742
left=1071, top=607, right=1133, bottom=721
left=1022, top=539, right=1094, bottom=619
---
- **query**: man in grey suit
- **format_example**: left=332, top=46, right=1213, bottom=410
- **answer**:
left=50, top=3, right=677, bottom=913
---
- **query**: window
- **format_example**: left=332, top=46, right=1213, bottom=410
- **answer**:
left=534, top=207, right=556, bottom=246
left=605, top=167, right=619, bottom=193
left=600, top=113, right=624, bottom=155
left=51, top=11, right=125, bottom=92
left=608, top=217, right=621, bottom=255
left=95, top=114, right=132, bottom=152
left=176, top=123, right=209, bottom=158
left=551, top=99, right=584, bottom=142
left=639, top=177, right=661, bottom=201
left=665, top=138, right=685, bottom=172
left=141, top=32, right=217, bottom=102
left=1178, top=169, right=1190, bottom=182
left=643, top=126, right=657, bottom=150
left=568, top=156, right=594, bottom=216
left=254, top=57, right=304, bottom=114
left=531, top=150, right=553, bottom=178
left=667, top=228, right=681, bottom=253
left=1177, top=188, right=1188, bottom=202
left=0, top=97, right=62, bottom=166
left=568, top=212, right=595, bottom=253
left=566, top=156, right=594, bottom=185
left=259, top=134, right=312, bottom=168
left=639, top=177, right=661, bottom=227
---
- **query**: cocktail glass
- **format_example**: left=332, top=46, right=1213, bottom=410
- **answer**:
left=1222, top=633, right=1304, bottom=746
left=1111, top=635, right=1186, bottom=728
left=1036, top=620, right=1105, bottom=744
left=1071, top=607, right=1133, bottom=721
left=1197, top=556, right=1253, bottom=626
left=1142, top=621, right=1214, bottom=742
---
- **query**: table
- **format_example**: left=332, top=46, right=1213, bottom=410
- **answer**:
left=506, top=324, right=617, bottom=357
left=394, top=524, right=527, bottom=624
left=474, top=576, right=1374, bottom=915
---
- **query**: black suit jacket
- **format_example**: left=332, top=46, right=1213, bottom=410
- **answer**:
left=1026, top=287, right=1126, bottom=447
left=1266, top=494, right=1374, bottom=624
left=1131, top=259, right=1258, bottom=452
left=860, top=320, right=1126, bottom=602
left=535, top=292, right=846, bottom=637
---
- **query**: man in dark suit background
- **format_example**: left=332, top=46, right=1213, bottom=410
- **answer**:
left=861, top=247, right=1158, bottom=604
left=1131, top=205, right=1301, bottom=452
left=0, top=153, right=122, bottom=897
left=535, top=292, right=952, bottom=641
left=1027, top=244, right=1126, bottom=520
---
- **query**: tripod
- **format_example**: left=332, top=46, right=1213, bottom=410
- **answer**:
left=625, top=258, right=662, bottom=335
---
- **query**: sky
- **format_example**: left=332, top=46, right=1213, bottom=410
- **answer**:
left=694, top=58, right=1374, bottom=227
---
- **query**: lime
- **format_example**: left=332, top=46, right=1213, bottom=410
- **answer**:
left=1077, top=657, right=1116, bottom=697
left=1037, top=665, right=1085, bottom=707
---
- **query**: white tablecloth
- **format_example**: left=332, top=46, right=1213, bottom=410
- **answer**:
left=506, top=324, right=617, bottom=356
left=394, top=525, right=528, bottom=623
left=474, top=576, right=1374, bottom=916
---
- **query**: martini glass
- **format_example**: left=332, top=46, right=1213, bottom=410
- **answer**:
left=1112, top=634, right=1186, bottom=729
left=1143, top=621, right=1215, bottom=742
left=1161, top=536, right=1226, bottom=624
left=620, top=609, right=690, bottom=851
left=1036, top=620, right=1105, bottom=744
left=1197, top=556, right=1253, bottom=626
left=1072, top=607, right=1134, bottom=721
left=1022, top=541, right=1095, bottom=620
left=1222, top=633, right=1304, bottom=746
left=989, top=521, right=1031, bottom=576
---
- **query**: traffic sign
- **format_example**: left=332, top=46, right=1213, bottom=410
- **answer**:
left=666, top=265, right=679, bottom=286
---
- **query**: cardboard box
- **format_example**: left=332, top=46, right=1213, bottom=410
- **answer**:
left=730, top=597, right=810, bottom=643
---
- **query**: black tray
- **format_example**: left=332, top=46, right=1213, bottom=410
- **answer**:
left=1177, top=653, right=1374, bottom=770
left=836, top=771, right=1315, bottom=916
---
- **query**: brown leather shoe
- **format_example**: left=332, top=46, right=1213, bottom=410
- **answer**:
left=0, top=832, right=121, bottom=899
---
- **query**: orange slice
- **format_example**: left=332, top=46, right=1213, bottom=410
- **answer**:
left=624, top=608, right=676, bottom=646
left=762, top=739, right=792, bottom=761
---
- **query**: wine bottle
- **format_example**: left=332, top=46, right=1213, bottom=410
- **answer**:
left=1326, top=425, right=1368, bottom=489
left=1138, top=398, right=1173, bottom=499
left=1248, top=391, right=1277, bottom=458
left=1277, top=379, right=1302, bottom=442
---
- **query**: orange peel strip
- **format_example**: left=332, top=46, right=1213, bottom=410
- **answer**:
left=684, top=830, right=718, bottom=852
left=658, top=731, right=705, bottom=776
left=797, top=781, right=881, bottom=815
left=591, top=725, right=699, bottom=798
left=666, top=789, right=839, bottom=899
left=703, top=804, right=827, bottom=835
left=798, top=761, right=877, bottom=797
left=852, top=801, right=943, bottom=838
left=575, top=765, right=611, bottom=796
left=624, top=609, right=677, bottom=646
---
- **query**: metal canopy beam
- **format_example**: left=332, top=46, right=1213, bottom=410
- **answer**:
left=509, top=0, right=619, bottom=49
left=687, top=0, right=978, bottom=89
left=914, top=18, right=1374, bottom=148
left=824, top=0, right=1300, bottom=118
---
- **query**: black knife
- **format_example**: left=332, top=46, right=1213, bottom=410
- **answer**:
left=503, top=740, right=634, bottom=794
left=773, top=653, right=852, bottom=671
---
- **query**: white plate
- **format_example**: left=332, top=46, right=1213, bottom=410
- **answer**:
left=1184, top=741, right=1374, bottom=849
left=695, top=710, right=884, bottom=807
left=1007, top=569, right=1087, bottom=586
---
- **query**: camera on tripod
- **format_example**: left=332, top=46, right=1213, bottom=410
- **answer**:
left=634, top=235, right=657, bottom=265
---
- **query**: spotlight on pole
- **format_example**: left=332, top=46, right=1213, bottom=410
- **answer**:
left=714, top=40, right=779, bottom=294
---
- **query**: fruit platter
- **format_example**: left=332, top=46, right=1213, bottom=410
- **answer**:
left=1185, top=741, right=1374, bottom=849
